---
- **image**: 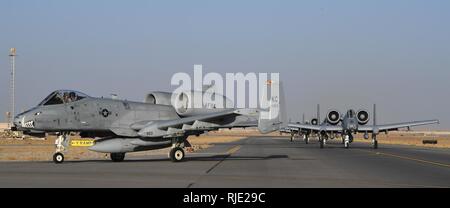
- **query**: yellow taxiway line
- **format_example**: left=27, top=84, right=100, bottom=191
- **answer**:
left=226, top=145, right=242, bottom=155
left=357, top=149, right=450, bottom=168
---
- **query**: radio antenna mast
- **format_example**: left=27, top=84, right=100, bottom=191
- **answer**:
left=9, top=48, right=17, bottom=128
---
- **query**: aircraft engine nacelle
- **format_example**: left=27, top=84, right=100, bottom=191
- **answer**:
left=326, top=110, right=341, bottom=125
left=144, top=92, right=173, bottom=106
left=173, top=91, right=235, bottom=117
left=311, top=118, right=318, bottom=126
left=357, top=110, right=370, bottom=125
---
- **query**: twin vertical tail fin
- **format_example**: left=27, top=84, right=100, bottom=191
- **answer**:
left=373, top=104, right=377, bottom=126
left=317, top=104, right=320, bottom=124
left=258, top=80, right=286, bottom=134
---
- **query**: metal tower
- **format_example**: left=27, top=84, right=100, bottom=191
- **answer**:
left=9, top=48, right=16, bottom=128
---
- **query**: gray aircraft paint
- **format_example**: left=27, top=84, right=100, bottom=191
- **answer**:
left=13, top=89, right=281, bottom=155
left=288, top=104, right=439, bottom=148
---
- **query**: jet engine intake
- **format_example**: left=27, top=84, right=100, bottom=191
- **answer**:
left=144, top=92, right=173, bottom=105
left=173, top=91, right=234, bottom=117
left=357, top=110, right=370, bottom=125
left=326, top=110, right=341, bottom=125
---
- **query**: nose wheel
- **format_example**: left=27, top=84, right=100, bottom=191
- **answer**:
left=372, top=134, right=378, bottom=149
left=344, top=135, right=350, bottom=149
left=53, top=152, right=64, bottom=163
left=319, top=137, right=325, bottom=149
left=373, top=140, right=378, bottom=149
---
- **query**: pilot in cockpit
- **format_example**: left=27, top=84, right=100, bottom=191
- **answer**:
left=68, top=92, right=77, bottom=103
left=63, top=92, right=70, bottom=103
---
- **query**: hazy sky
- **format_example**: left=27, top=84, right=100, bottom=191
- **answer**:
left=1, top=0, right=449, bottom=129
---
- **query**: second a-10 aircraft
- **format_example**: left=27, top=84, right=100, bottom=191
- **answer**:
left=12, top=82, right=282, bottom=164
left=286, top=104, right=438, bottom=149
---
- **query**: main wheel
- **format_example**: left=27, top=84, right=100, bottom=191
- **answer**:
left=53, top=152, right=64, bottom=164
left=110, top=153, right=126, bottom=162
left=170, top=147, right=185, bottom=162
left=305, top=137, right=309, bottom=144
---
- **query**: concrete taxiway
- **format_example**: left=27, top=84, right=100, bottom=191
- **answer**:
left=0, top=136, right=449, bottom=188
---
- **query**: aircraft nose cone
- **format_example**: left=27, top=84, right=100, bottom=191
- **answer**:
left=13, top=116, right=22, bottom=127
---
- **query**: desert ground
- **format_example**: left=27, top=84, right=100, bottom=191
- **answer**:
left=0, top=128, right=449, bottom=162
left=0, top=129, right=246, bottom=161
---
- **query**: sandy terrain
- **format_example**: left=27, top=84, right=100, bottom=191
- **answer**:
left=0, top=133, right=245, bottom=162
left=1, top=129, right=449, bottom=161
left=352, top=132, right=450, bottom=148
left=286, top=131, right=450, bottom=148
left=0, top=123, right=9, bottom=132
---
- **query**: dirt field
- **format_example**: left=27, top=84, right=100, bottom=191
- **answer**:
left=285, top=131, right=450, bottom=148
left=0, top=133, right=245, bottom=162
left=352, top=132, right=450, bottom=148
left=0, top=129, right=449, bottom=161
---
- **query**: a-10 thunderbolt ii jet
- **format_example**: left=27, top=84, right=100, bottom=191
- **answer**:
left=12, top=86, right=282, bottom=163
left=288, top=104, right=438, bottom=149
left=279, top=115, right=315, bottom=143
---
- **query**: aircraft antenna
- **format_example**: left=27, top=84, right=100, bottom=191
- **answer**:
left=8, top=48, right=17, bottom=128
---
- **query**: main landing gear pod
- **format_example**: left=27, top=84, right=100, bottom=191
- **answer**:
left=110, top=153, right=126, bottom=162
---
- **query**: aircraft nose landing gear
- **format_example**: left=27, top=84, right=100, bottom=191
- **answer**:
left=344, top=135, right=350, bottom=149
left=53, top=133, right=70, bottom=164
left=53, top=152, right=64, bottom=163
left=319, top=136, right=325, bottom=149
left=372, top=134, right=378, bottom=149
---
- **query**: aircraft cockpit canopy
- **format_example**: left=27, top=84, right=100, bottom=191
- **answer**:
left=347, top=109, right=355, bottom=118
left=38, top=90, right=89, bottom=106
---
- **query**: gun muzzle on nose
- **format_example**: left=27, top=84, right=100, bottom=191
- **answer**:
left=11, top=116, right=22, bottom=131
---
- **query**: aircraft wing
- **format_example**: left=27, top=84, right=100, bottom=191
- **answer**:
left=358, top=120, right=439, bottom=133
left=135, top=109, right=262, bottom=138
left=288, top=123, right=343, bottom=132
left=133, top=80, right=283, bottom=138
